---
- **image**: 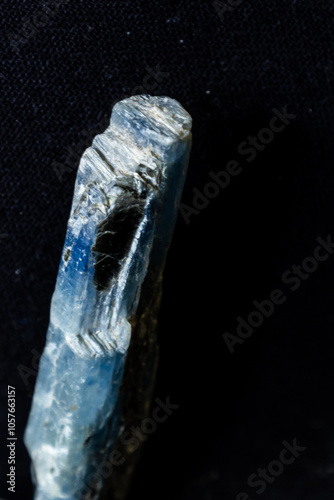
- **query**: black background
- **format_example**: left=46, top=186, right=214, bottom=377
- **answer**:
left=1, top=0, right=334, bottom=499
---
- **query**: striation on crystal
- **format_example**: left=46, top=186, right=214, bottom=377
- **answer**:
left=24, top=95, right=192, bottom=500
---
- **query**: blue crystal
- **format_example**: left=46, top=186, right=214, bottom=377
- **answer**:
left=24, top=95, right=192, bottom=500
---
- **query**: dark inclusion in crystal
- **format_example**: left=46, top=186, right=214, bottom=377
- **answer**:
left=92, top=191, right=147, bottom=292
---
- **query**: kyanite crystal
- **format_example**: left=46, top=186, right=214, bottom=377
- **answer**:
left=24, top=95, right=192, bottom=500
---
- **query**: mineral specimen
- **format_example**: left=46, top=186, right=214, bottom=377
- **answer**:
left=24, top=95, right=192, bottom=500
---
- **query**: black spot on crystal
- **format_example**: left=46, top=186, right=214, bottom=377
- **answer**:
left=64, top=248, right=71, bottom=262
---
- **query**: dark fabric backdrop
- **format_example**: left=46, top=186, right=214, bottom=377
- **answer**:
left=1, top=0, right=334, bottom=498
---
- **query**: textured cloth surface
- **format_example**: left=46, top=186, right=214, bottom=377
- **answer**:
left=1, top=1, right=334, bottom=498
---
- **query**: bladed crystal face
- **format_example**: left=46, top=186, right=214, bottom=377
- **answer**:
left=24, top=95, right=192, bottom=500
